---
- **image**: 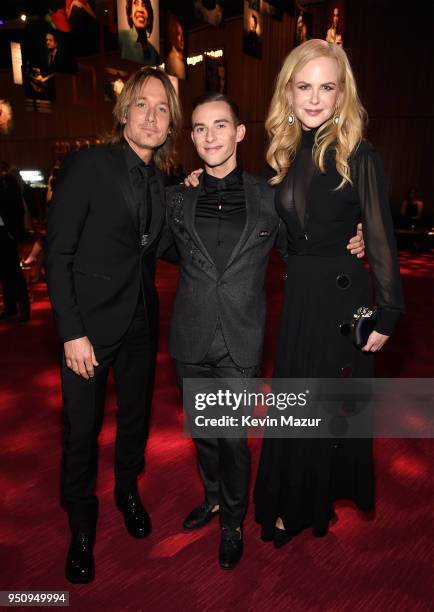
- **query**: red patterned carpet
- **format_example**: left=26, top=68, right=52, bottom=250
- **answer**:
left=0, top=250, right=432, bottom=611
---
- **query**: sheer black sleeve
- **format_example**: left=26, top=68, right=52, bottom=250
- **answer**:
left=274, top=220, right=289, bottom=261
left=353, top=143, right=405, bottom=335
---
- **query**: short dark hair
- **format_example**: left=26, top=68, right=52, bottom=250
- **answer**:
left=126, top=0, right=154, bottom=34
left=46, top=30, right=58, bottom=41
left=192, top=93, right=241, bottom=125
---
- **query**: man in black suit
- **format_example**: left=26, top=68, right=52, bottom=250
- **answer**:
left=43, top=32, right=64, bottom=74
left=0, top=162, right=30, bottom=321
left=46, top=67, right=182, bottom=584
left=163, top=93, right=364, bottom=569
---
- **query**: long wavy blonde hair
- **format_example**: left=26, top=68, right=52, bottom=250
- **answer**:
left=266, top=39, right=366, bottom=187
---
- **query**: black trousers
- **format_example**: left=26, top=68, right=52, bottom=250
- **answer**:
left=60, top=302, right=157, bottom=535
left=175, top=327, right=259, bottom=529
left=0, top=227, right=30, bottom=316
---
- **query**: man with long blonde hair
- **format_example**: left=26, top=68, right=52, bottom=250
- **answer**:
left=46, top=67, right=182, bottom=583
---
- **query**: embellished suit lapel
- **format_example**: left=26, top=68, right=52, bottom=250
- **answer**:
left=181, top=176, right=214, bottom=265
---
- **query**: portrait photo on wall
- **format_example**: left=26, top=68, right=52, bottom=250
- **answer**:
left=294, top=4, right=313, bottom=46
left=21, top=19, right=70, bottom=111
left=45, top=0, right=99, bottom=57
left=22, top=61, right=56, bottom=112
left=205, top=56, right=227, bottom=94
left=23, top=18, right=76, bottom=77
left=0, top=100, right=13, bottom=135
left=117, top=0, right=160, bottom=65
left=165, top=12, right=186, bottom=80
left=103, top=67, right=129, bottom=101
left=193, top=0, right=224, bottom=27
left=243, top=1, right=262, bottom=59
left=325, top=1, right=345, bottom=46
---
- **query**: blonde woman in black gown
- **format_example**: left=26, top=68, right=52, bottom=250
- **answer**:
left=254, top=39, right=404, bottom=547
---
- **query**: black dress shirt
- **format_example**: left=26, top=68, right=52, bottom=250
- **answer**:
left=195, top=166, right=246, bottom=275
left=123, top=142, right=152, bottom=246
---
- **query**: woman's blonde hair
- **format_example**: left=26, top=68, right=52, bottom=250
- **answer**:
left=109, top=67, right=183, bottom=173
left=266, top=39, right=366, bottom=187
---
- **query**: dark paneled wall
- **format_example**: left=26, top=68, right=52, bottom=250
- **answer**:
left=176, top=13, right=296, bottom=175
left=0, top=50, right=132, bottom=174
left=345, top=0, right=433, bottom=211
left=0, top=1, right=431, bottom=211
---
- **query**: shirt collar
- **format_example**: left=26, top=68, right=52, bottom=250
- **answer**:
left=203, top=165, right=243, bottom=191
left=122, top=140, right=153, bottom=174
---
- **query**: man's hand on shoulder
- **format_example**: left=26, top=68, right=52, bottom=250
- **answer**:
left=64, top=336, right=99, bottom=380
left=347, top=222, right=365, bottom=258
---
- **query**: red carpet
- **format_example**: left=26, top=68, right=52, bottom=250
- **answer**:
left=0, top=251, right=432, bottom=611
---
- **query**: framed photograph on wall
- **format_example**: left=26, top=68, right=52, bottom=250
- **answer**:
left=117, top=0, right=160, bottom=65
left=325, top=1, right=345, bottom=46
left=23, top=61, right=55, bottom=112
left=104, top=67, right=129, bottom=101
left=244, top=1, right=262, bottom=58
left=205, top=56, right=227, bottom=94
left=294, top=4, right=313, bottom=46
left=193, top=0, right=223, bottom=27
left=0, top=100, right=13, bottom=134
left=46, top=0, right=98, bottom=56
left=165, top=12, right=186, bottom=80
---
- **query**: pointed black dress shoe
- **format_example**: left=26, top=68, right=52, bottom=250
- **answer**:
left=65, top=533, right=95, bottom=584
left=118, top=492, right=152, bottom=539
left=273, top=527, right=297, bottom=549
left=273, top=522, right=306, bottom=549
left=182, top=503, right=219, bottom=531
left=219, top=527, right=243, bottom=570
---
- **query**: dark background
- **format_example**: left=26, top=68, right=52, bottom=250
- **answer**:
left=0, top=0, right=432, bottom=214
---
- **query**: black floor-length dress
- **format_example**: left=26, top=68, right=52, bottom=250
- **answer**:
left=254, top=129, right=404, bottom=539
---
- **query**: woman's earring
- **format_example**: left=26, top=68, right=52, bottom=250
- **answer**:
left=288, top=107, right=295, bottom=125
left=333, top=109, right=340, bottom=125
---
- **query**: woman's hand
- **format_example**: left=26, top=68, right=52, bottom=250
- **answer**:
left=362, top=330, right=389, bottom=352
left=183, top=168, right=204, bottom=187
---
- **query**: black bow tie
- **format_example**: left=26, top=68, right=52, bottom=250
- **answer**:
left=204, top=168, right=242, bottom=192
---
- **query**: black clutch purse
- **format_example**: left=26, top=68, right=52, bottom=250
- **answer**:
left=351, top=306, right=377, bottom=349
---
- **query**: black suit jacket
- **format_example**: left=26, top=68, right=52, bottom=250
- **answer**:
left=163, top=172, right=281, bottom=368
left=46, top=143, right=165, bottom=346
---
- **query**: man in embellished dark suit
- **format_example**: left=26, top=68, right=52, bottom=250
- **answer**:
left=163, top=93, right=364, bottom=569
left=46, top=68, right=182, bottom=584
